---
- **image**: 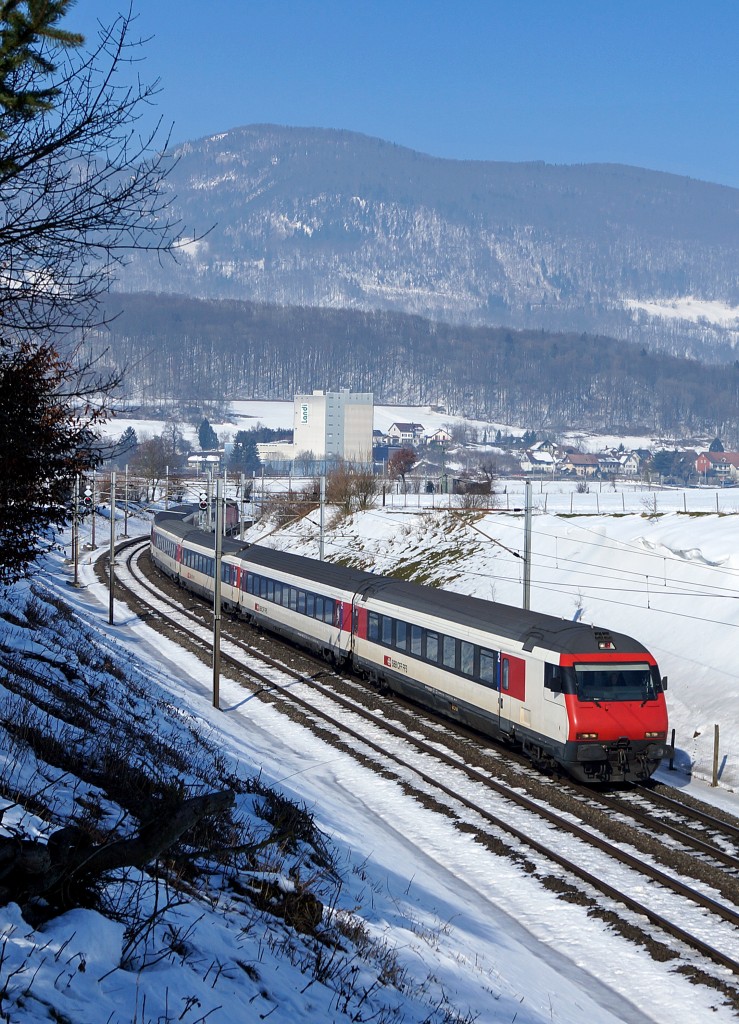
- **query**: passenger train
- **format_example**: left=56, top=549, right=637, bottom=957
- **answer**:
left=150, top=506, right=670, bottom=783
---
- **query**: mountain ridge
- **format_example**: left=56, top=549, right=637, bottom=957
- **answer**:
left=114, top=124, right=739, bottom=362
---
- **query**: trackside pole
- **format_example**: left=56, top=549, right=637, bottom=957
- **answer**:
left=213, top=479, right=223, bottom=710
left=108, top=471, right=116, bottom=625
left=73, top=474, right=80, bottom=587
left=523, top=480, right=532, bottom=610
left=319, top=475, right=326, bottom=561
left=712, top=724, right=720, bottom=787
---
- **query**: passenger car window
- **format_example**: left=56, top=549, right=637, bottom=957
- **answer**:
left=460, top=641, right=474, bottom=676
left=479, top=649, right=497, bottom=686
left=381, top=616, right=393, bottom=645
left=442, top=636, right=457, bottom=670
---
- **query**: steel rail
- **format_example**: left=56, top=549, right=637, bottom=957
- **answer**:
left=111, top=537, right=739, bottom=978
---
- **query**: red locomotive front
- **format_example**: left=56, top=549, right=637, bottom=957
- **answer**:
left=560, top=654, right=669, bottom=782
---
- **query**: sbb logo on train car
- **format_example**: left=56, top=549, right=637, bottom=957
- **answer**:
left=384, top=655, right=408, bottom=673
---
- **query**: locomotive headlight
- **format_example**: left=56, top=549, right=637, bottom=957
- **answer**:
left=644, top=731, right=660, bottom=738
left=576, top=732, right=599, bottom=740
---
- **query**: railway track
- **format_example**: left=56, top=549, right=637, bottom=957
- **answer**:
left=97, top=536, right=739, bottom=1000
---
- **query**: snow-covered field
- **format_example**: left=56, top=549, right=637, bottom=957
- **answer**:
left=624, top=295, right=739, bottom=329
left=2, top=453, right=739, bottom=1021
left=102, top=400, right=665, bottom=454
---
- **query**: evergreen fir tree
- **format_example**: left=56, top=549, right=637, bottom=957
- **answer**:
left=228, top=430, right=261, bottom=475
left=198, top=418, right=218, bottom=451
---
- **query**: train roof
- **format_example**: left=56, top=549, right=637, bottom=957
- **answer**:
left=153, top=514, right=251, bottom=559
left=358, top=576, right=646, bottom=657
left=244, top=545, right=648, bottom=659
left=245, top=544, right=379, bottom=594
left=153, top=514, right=650, bottom=659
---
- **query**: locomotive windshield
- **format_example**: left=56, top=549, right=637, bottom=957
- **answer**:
left=573, top=662, right=661, bottom=703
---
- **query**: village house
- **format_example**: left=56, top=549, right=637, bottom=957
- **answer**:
left=696, top=451, right=739, bottom=481
left=425, top=426, right=452, bottom=445
left=561, top=453, right=601, bottom=477
left=187, top=450, right=223, bottom=472
left=520, top=449, right=555, bottom=474
left=619, top=451, right=642, bottom=475
left=597, top=453, right=621, bottom=477
left=386, top=422, right=425, bottom=445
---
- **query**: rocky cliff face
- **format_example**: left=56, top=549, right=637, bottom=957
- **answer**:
left=119, top=124, right=739, bottom=361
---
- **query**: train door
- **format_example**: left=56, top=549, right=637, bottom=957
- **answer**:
left=498, top=654, right=525, bottom=734
left=543, top=664, right=568, bottom=744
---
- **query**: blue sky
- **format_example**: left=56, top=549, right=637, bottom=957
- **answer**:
left=72, top=0, right=739, bottom=188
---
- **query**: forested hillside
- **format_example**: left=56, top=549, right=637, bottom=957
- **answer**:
left=114, top=125, right=739, bottom=362
left=90, top=293, right=739, bottom=438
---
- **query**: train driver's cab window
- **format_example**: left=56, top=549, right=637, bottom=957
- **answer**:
left=573, top=662, right=655, bottom=702
left=544, top=664, right=563, bottom=693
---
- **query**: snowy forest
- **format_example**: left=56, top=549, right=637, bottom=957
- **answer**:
left=90, top=292, right=739, bottom=440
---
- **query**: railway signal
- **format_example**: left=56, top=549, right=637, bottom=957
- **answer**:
left=83, top=487, right=93, bottom=510
left=199, top=491, right=208, bottom=511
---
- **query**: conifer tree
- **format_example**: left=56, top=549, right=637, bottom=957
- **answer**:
left=228, top=429, right=261, bottom=475
left=198, top=418, right=219, bottom=451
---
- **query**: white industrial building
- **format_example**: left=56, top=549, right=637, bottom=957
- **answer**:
left=293, top=390, right=374, bottom=464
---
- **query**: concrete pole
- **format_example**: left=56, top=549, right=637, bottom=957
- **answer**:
left=72, top=474, right=79, bottom=586
left=91, top=470, right=96, bottom=549
left=108, top=472, right=116, bottom=625
left=124, top=464, right=129, bottom=537
left=212, top=479, right=223, bottom=710
left=523, top=480, right=532, bottom=611
left=319, top=475, right=326, bottom=561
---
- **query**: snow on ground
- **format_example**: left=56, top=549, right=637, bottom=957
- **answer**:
left=100, top=400, right=696, bottom=464
left=2, top=487, right=739, bottom=1022
left=624, top=296, right=739, bottom=329
left=244, top=481, right=739, bottom=791
left=101, top=401, right=522, bottom=445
